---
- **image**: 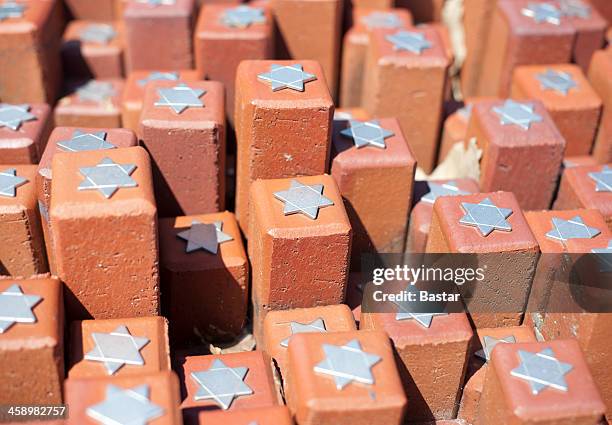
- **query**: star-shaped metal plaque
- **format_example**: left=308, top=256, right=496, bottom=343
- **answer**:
left=492, top=100, right=543, bottom=130
left=138, top=71, right=179, bottom=87
left=395, top=310, right=448, bottom=328
left=221, top=5, right=265, bottom=28
left=273, top=179, right=334, bottom=220
left=588, top=165, right=612, bottom=192
left=545, top=215, right=601, bottom=242
left=340, top=119, right=394, bottom=149
left=57, top=130, right=116, bottom=152
left=361, top=11, right=403, bottom=29
left=0, top=103, right=37, bottom=130
left=559, top=0, right=591, bottom=18
left=177, top=220, right=233, bottom=254
left=0, top=284, right=42, bottom=334
left=78, top=157, right=138, bottom=199
left=511, top=348, right=572, bottom=395
left=154, top=83, right=205, bottom=114
left=84, top=325, right=150, bottom=375
left=86, top=384, right=164, bottom=425
left=0, top=1, right=25, bottom=20
left=314, top=339, right=381, bottom=390
left=536, top=69, right=577, bottom=95
left=421, top=181, right=469, bottom=204
left=592, top=240, right=612, bottom=273
left=79, top=24, right=117, bottom=44
left=521, top=2, right=562, bottom=24
left=257, top=64, right=317, bottom=92
left=475, top=335, right=516, bottom=362
left=191, top=359, right=253, bottom=409
left=385, top=30, right=432, bottom=54
left=77, top=81, right=116, bottom=103
left=0, top=168, right=28, bottom=197
left=280, top=318, right=327, bottom=347
left=459, top=197, right=513, bottom=237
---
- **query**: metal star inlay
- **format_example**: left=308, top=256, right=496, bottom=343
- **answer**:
left=545, top=215, right=601, bottom=242
left=559, top=0, right=591, bottom=18
left=57, top=130, right=116, bottom=152
left=78, top=158, right=138, bottom=199
left=492, top=100, right=543, bottom=130
left=521, top=2, right=562, bottom=25
left=395, top=310, right=448, bottom=328
left=85, top=325, right=150, bottom=375
left=314, top=339, right=381, bottom=390
left=257, top=64, right=317, bottom=92
left=0, top=284, right=42, bottom=333
left=79, top=24, right=117, bottom=44
left=154, top=83, right=205, bottom=114
left=177, top=220, right=233, bottom=254
left=588, top=165, right=612, bottom=192
left=280, top=318, right=327, bottom=348
left=340, top=120, right=394, bottom=149
left=421, top=181, right=469, bottom=204
left=138, top=71, right=179, bottom=87
left=511, top=348, right=572, bottom=395
left=191, top=359, right=253, bottom=409
left=536, top=69, right=577, bottom=95
left=0, top=103, right=37, bottom=130
left=459, top=197, right=513, bottom=237
left=273, top=179, right=334, bottom=220
left=592, top=240, right=612, bottom=273
left=385, top=30, right=432, bottom=54
left=0, top=168, right=28, bottom=197
left=86, top=385, right=164, bottom=425
left=0, top=1, right=25, bottom=20
left=475, top=335, right=516, bottom=362
left=361, top=11, right=403, bottom=29
left=221, top=5, right=265, bottom=28
left=77, top=81, right=116, bottom=103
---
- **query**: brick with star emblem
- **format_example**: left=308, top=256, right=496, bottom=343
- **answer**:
left=0, top=103, right=53, bottom=164
left=55, top=79, right=124, bottom=128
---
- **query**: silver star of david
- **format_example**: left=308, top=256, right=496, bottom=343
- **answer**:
left=77, top=81, right=116, bottom=103
left=395, top=309, right=448, bottom=328
left=545, top=215, right=601, bottom=242
left=361, top=11, right=403, bottom=29
left=588, top=165, right=612, bottom=192
left=273, top=179, right=334, bottom=220
left=459, top=197, right=513, bottom=236
left=0, top=168, right=28, bottom=197
left=511, top=348, right=572, bottom=395
left=421, top=181, right=469, bottom=204
left=340, top=120, right=394, bottom=149
left=492, top=100, right=543, bottom=130
left=135, top=0, right=176, bottom=5
left=79, top=24, right=117, bottom=44
left=0, top=103, right=37, bottom=130
left=84, top=325, right=150, bottom=375
left=57, top=130, right=116, bottom=152
left=0, top=284, right=42, bottom=333
left=191, top=359, right=253, bottom=409
left=177, top=220, right=233, bottom=254
left=0, top=1, right=25, bottom=20
left=138, top=71, right=179, bottom=87
left=154, top=83, right=205, bottom=114
left=78, top=157, right=138, bottom=199
left=385, top=30, right=432, bottom=54
left=257, top=64, right=317, bottom=92
left=536, top=69, right=577, bottom=95
left=521, top=2, right=562, bottom=25
left=221, top=5, right=265, bottom=28
left=280, top=318, right=327, bottom=347
left=86, top=384, right=164, bottom=425
left=476, top=335, right=516, bottom=362
left=592, top=240, right=612, bottom=273
left=314, top=339, right=381, bottom=390
left=559, top=0, right=591, bottom=18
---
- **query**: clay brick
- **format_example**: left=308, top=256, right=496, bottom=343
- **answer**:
left=198, top=405, right=293, bottom=425
left=588, top=50, right=612, bottom=163
left=0, top=103, right=53, bottom=164
left=64, top=0, right=114, bottom=20
left=54, top=79, right=124, bottom=128
left=561, top=0, right=607, bottom=73
left=140, top=80, right=225, bottom=217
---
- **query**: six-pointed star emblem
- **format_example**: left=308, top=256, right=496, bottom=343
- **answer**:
left=138, top=71, right=179, bottom=86
left=492, top=100, right=543, bottom=130
left=154, top=83, right=206, bottom=114
left=84, top=325, right=150, bottom=375
left=314, top=339, right=381, bottom=390
left=280, top=318, right=327, bottom=347
left=0, top=103, right=37, bottom=130
left=0, top=284, right=42, bottom=334
left=340, top=119, right=395, bottom=149
left=475, top=335, right=516, bottom=362
left=536, top=69, right=577, bottom=96
left=57, top=130, right=116, bottom=152
left=521, top=2, right=563, bottom=24
left=421, top=181, right=469, bottom=204
left=273, top=179, right=334, bottom=220
left=177, top=220, right=233, bottom=254
left=86, top=384, right=164, bottom=425
left=0, top=1, right=25, bottom=21
left=79, top=24, right=117, bottom=44
left=78, top=157, right=138, bottom=199
left=221, top=5, right=266, bottom=28
left=510, top=348, right=573, bottom=395
left=257, top=64, right=317, bottom=92
left=385, top=30, right=432, bottom=54
left=77, top=81, right=116, bottom=103
left=191, top=359, right=254, bottom=409
left=459, top=197, right=513, bottom=237
left=588, top=165, right=612, bottom=192
left=545, top=215, right=601, bottom=242
left=0, top=168, right=28, bottom=197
